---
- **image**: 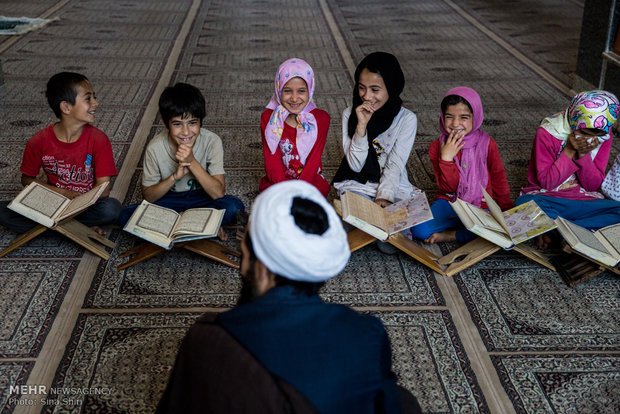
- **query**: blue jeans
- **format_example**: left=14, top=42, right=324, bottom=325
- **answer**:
left=0, top=197, right=122, bottom=234
left=515, top=194, right=620, bottom=230
left=409, top=198, right=477, bottom=243
left=118, top=189, right=245, bottom=228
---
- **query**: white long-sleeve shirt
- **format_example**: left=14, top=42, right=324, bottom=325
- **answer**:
left=339, top=106, right=418, bottom=202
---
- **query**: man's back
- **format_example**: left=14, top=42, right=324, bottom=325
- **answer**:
left=217, top=285, right=402, bottom=414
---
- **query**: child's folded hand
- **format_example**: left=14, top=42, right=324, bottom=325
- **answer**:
left=440, top=129, right=465, bottom=161
left=175, top=143, right=195, bottom=164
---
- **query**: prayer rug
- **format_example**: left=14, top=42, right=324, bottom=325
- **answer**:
left=0, top=259, right=78, bottom=357
left=454, top=253, right=620, bottom=352
left=40, top=310, right=486, bottom=413
left=0, top=361, right=34, bottom=413
left=492, top=354, right=620, bottom=413
left=0, top=16, right=56, bottom=35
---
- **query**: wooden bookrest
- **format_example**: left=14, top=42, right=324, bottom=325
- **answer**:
left=438, top=237, right=556, bottom=277
left=333, top=199, right=445, bottom=275
left=438, top=238, right=501, bottom=277
left=0, top=219, right=116, bottom=260
left=117, top=238, right=240, bottom=270
left=552, top=244, right=620, bottom=287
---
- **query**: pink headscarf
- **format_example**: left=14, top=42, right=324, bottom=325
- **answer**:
left=265, top=58, right=317, bottom=165
left=439, top=87, right=491, bottom=207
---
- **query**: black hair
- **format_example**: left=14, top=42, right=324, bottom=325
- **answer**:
left=243, top=196, right=329, bottom=297
left=45, top=72, right=89, bottom=118
left=441, top=94, right=473, bottom=115
left=290, top=196, right=329, bottom=235
left=158, top=83, right=206, bottom=127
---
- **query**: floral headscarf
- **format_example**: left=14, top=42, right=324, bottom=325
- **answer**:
left=540, top=90, right=619, bottom=158
left=264, top=58, right=317, bottom=165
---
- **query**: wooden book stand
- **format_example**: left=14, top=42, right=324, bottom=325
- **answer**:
left=0, top=219, right=116, bottom=260
left=438, top=237, right=556, bottom=277
left=333, top=199, right=445, bottom=275
left=117, top=238, right=240, bottom=270
left=552, top=244, right=620, bottom=287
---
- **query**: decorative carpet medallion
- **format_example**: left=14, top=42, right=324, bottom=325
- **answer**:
left=454, top=254, right=620, bottom=351
left=492, top=354, right=620, bottom=413
left=46, top=309, right=485, bottom=414
left=43, top=313, right=198, bottom=414
left=0, top=260, right=77, bottom=357
left=0, top=361, right=35, bottom=414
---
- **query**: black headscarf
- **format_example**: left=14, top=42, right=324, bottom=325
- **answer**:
left=332, top=52, right=405, bottom=184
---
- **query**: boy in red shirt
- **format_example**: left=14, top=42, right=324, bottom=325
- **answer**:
left=0, top=72, right=121, bottom=235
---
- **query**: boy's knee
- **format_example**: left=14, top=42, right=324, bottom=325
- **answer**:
left=218, top=195, right=245, bottom=225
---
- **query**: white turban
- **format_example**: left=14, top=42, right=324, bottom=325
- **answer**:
left=249, top=181, right=350, bottom=282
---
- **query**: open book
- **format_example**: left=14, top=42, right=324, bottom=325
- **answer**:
left=8, top=181, right=108, bottom=228
left=555, top=217, right=620, bottom=267
left=123, top=200, right=225, bottom=249
left=340, top=190, right=433, bottom=241
left=450, top=187, right=556, bottom=249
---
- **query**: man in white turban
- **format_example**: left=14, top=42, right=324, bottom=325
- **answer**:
left=158, top=181, right=420, bottom=414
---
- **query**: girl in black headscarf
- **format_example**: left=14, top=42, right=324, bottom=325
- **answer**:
left=332, top=52, right=418, bottom=207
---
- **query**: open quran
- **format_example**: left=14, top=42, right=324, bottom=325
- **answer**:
left=8, top=181, right=108, bottom=228
left=450, top=186, right=556, bottom=249
left=340, top=190, right=433, bottom=241
left=123, top=200, right=225, bottom=249
left=555, top=217, right=620, bottom=267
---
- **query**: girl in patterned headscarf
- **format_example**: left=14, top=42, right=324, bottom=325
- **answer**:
left=409, top=87, right=512, bottom=244
left=516, top=90, right=620, bottom=248
left=259, top=58, right=330, bottom=197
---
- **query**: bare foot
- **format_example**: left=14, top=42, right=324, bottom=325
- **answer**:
left=535, top=234, right=552, bottom=250
left=92, top=226, right=106, bottom=237
left=424, top=230, right=456, bottom=244
left=217, top=227, right=228, bottom=242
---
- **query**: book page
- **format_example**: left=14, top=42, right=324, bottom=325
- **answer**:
left=174, top=209, right=213, bottom=234
left=18, top=184, right=66, bottom=218
left=342, top=191, right=388, bottom=232
left=135, top=203, right=179, bottom=238
left=386, top=192, right=433, bottom=234
left=462, top=202, right=506, bottom=233
left=564, top=218, right=608, bottom=252
left=503, top=201, right=556, bottom=244
left=481, top=186, right=510, bottom=234
left=57, top=182, right=108, bottom=221
left=596, top=223, right=620, bottom=257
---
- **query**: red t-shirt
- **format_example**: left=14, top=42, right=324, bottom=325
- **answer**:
left=20, top=124, right=118, bottom=193
left=259, top=108, right=330, bottom=197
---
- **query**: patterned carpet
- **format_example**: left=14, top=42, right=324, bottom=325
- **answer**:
left=0, top=0, right=618, bottom=413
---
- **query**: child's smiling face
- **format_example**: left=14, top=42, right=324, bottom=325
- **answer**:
left=167, top=114, right=200, bottom=148
left=280, top=77, right=309, bottom=115
left=444, top=102, right=473, bottom=136
left=357, top=69, right=389, bottom=111
left=67, top=81, right=98, bottom=124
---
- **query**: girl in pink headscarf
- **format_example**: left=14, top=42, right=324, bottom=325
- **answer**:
left=516, top=90, right=620, bottom=249
left=410, top=87, right=512, bottom=243
left=259, top=58, right=330, bottom=197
